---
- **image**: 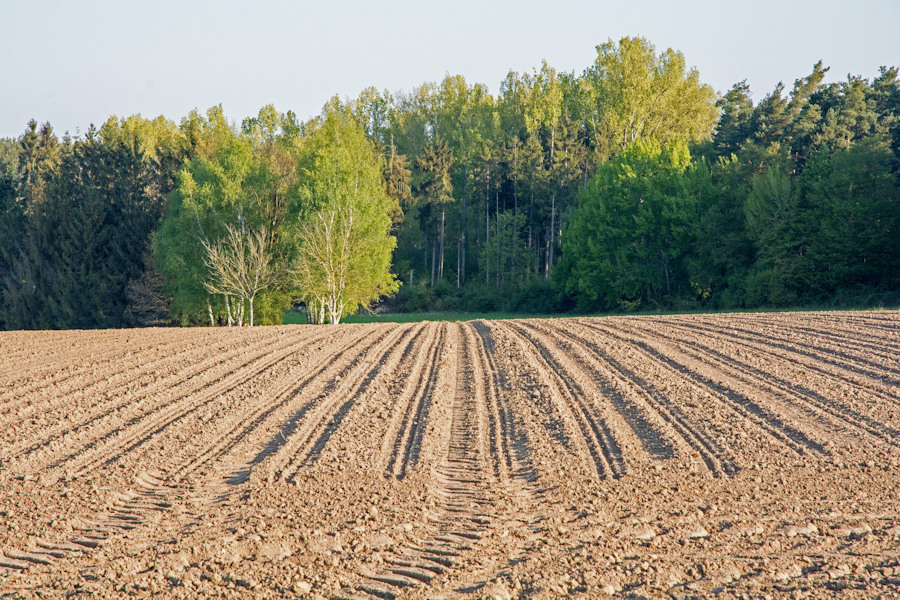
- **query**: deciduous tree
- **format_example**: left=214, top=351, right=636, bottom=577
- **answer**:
left=292, top=104, right=399, bottom=323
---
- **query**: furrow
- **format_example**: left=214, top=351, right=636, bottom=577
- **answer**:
left=505, top=320, right=674, bottom=465
left=170, top=326, right=390, bottom=484
left=726, top=314, right=900, bottom=362
left=0, top=330, right=215, bottom=420
left=734, top=312, right=900, bottom=344
left=0, top=330, right=111, bottom=376
left=462, top=322, right=507, bottom=482
left=649, top=317, right=900, bottom=415
left=603, top=319, right=900, bottom=450
left=59, top=328, right=324, bottom=479
left=0, top=329, right=177, bottom=389
left=215, top=325, right=394, bottom=486
left=839, top=313, right=900, bottom=333
left=297, top=324, right=423, bottom=468
left=4, top=326, right=314, bottom=469
left=382, top=323, right=444, bottom=479
left=471, top=321, right=540, bottom=484
left=624, top=318, right=900, bottom=446
left=407, top=324, right=492, bottom=566
left=672, top=317, right=900, bottom=393
left=579, top=320, right=828, bottom=458
left=498, top=321, right=627, bottom=479
left=0, top=342, right=181, bottom=429
left=529, top=320, right=736, bottom=477
left=335, top=324, right=502, bottom=600
left=265, top=324, right=419, bottom=481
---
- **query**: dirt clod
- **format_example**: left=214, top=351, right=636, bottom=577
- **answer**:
left=1, top=311, right=898, bottom=598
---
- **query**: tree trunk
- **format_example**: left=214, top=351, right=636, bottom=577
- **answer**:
left=485, top=162, right=490, bottom=246
left=485, top=198, right=490, bottom=244
left=431, top=241, right=436, bottom=287
left=249, top=296, right=254, bottom=327
left=495, top=189, right=499, bottom=235
left=438, top=207, right=445, bottom=282
left=663, top=256, right=671, bottom=294
left=544, top=231, right=550, bottom=278
left=512, top=139, right=519, bottom=217
left=528, top=190, right=534, bottom=250
left=496, top=226, right=501, bottom=289
left=456, top=242, right=460, bottom=288
left=327, top=295, right=341, bottom=325
left=207, top=299, right=215, bottom=327
left=496, top=193, right=501, bottom=289
left=550, top=126, right=555, bottom=165
left=461, top=231, right=466, bottom=286
left=549, top=192, right=556, bottom=276
left=461, top=163, right=467, bottom=285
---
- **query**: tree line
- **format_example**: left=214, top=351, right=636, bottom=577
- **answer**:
left=1, top=37, right=898, bottom=329
left=558, top=59, right=900, bottom=312
left=0, top=103, right=397, bottom=327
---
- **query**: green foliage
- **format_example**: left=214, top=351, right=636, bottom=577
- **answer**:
left=744, top=137, right=900, bottom=304
left=417, top=142, right=454, bottom=207
left=685, top=155, right=754, bottom=308
left=557, top=139, right=701, bottom=311
left=580, top=37, right=718, bottom=158
left=479, top=210, right=535, bottom=294
left=714, top=81, right=754, bottom=156
left=510, top=278, right=568, bottom=313
left=384, top=138, right=412, bottom=229
left=292, top=105, right=399, bottom=323
left=1, top=117, right=183, bottom=329
left=153, top=106, right=297, bottom=326
left=3, top=41, right=899, bottom=329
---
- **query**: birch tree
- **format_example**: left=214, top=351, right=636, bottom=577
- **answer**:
left=580, top=37, right=718, bottom=157
left=201, top=224, right=277, bottom=326
left=294, top=205, right=394, bottom=324
left=293, top=104, right=399, bottom=323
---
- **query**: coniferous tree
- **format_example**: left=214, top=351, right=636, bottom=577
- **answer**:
left=416, top=142, right=453, bottom=286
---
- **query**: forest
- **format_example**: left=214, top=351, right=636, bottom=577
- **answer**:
left=1, top=37, right=898, bottom=329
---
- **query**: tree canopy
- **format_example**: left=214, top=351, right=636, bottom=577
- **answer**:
left=1, top=38, right=898, bottom=329
left=292, top=105, right=399, bottom=324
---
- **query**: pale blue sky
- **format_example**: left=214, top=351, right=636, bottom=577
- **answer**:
left=1, top=0, right=898, bottom=139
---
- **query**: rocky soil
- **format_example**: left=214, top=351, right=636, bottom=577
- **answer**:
left=1, top=311, right=898, bottom=599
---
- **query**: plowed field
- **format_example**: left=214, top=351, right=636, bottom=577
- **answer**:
left=1, top=311, right=899, bottom=599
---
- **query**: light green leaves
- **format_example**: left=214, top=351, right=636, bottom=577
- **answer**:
left=581, top=37, right=718, bottom=157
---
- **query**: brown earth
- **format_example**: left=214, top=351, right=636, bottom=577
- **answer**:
left=1, top=311, right=899, bottom=599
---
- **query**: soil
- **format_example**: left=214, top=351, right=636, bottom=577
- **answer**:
left=1, top=311, right=899, bottom=599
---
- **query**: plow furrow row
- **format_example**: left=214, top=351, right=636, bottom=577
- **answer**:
left=2, top=326, right=323, bottom=469
left=669, top=317, right=900, bottom=394
left=600, top=320, right=900, bottom=451
left=2, top=311, right=898, bottom=598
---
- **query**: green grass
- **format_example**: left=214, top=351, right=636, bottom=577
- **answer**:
left=281, top=310, right=550, bottom=325
left=282, top=302, right=898, bottom=325
left=343, top=311, right=553, bottom=323
left=282, top=310, right=308, bottom=325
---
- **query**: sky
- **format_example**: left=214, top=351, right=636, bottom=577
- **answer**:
left=1, top=0, right=898, bottom=139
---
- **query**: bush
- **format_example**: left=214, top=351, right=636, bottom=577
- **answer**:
left=385, top=282, right=434, bottom=313
left=458, top=283, right=499, bottom=312
left=510, top=278, right=563, bottom=313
